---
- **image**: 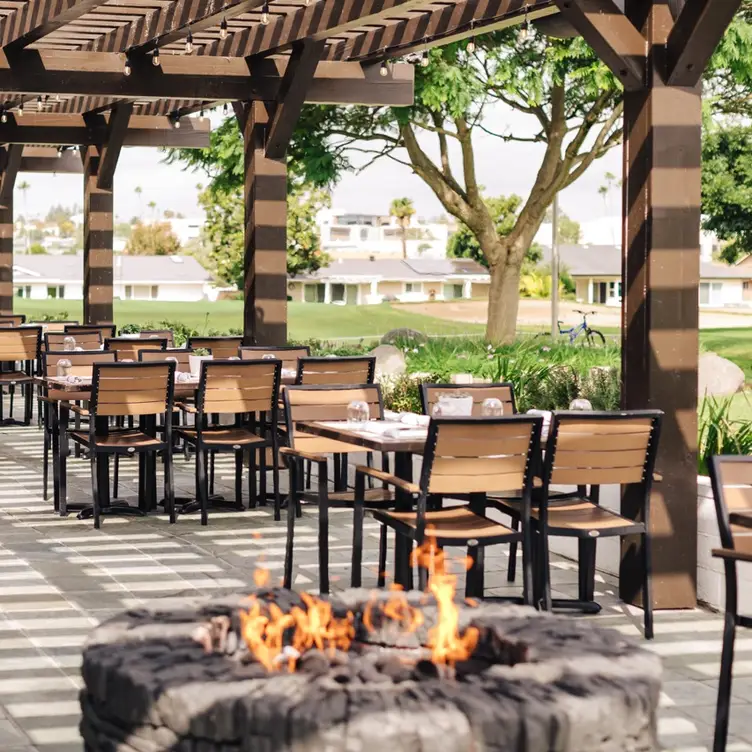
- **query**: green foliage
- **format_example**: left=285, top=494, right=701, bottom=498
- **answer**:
left=125, top=222, right=181, bottom=256
left=45, top=205, right=77, bottom=224
left=698, top=395, right=752, bottom=475
left=558, top=214, right=582, bottom=245
left=381, top=374, right=437, bottom=414
left=28, top=243, right=46, bottom=255
left=33, top=311, right=69, bottom=322
left=115, top=222, right=133, bottom=239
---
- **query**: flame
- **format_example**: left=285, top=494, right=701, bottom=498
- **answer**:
left=253, top=567, right=270, bottom=588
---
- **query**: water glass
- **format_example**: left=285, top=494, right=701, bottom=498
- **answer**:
left=63, top=336, right=76, bottom=351
left=56, top=358, right=72, bottom=378
left=481, top=397, right=504, bottom=417
left=347, top=400, right=370, bottom=426
left=569, top=398, right=593, bottom=411
left=262, top=354, right=278, bottom=360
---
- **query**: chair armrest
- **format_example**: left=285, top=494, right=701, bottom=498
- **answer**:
left=712, top=547, right=752, bottom=563
left=175, top=402, right=198, bottom=414
left=279, top=447, right=327, bottom=466
left=67, top=403, right=89, bottom=417
left=355, top=465, right=420, bottom=495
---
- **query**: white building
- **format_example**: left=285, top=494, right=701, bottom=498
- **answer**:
left=288, top=258, right=490, bottom=305
left=540, top=244, right=752, bottom=308
left=13, top=254, right=214, bottom=302
left=317, top=209, right=454, bottom=260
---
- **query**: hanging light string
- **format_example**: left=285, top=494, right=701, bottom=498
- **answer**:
left=518, top=4, right=531, bottom=43
left=261, top=1, right=270, bottom=24
left=467, top=20, right=475, bottom=53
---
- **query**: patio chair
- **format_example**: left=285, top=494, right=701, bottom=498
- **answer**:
left=138, top=329, right=175, bottom=347
left=105, top=337, right=168, bottom=361
left=45, top=331, right=102, bottom=351
left=65, top=324, right=116, bottom=340
left=281, top=383, right=390, bottom=594
left=175, top=359, right=282, bottom=525
left=0, top=315, right=26, bottom=327
left=139, top=347, right=193, bottom=372
left=40, top=349, right=116, bottom=503
left=239, top=345, right=310, bottom=372
left=420, top=382, right=517, bottom=416
left=187, top=336, right=243, bottom=360
left=295, top=355, right=375, bottom=385
left=31, top=320, right=79, bottom=333
left=353, top=415, right=543, bottom=602
left=529, top=410, right=663, bottom=637
left=709, top=455, right=752, bottom=752
left=0, top=326, right=41, bottom=425
left=69, top=361, right=176, bottom=528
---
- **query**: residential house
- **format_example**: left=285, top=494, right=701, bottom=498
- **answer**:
left=13, top=254, right=214, bottom=302
left=288, top=257, right=490, bottom=305
left=541, top=244, right=752, bottom=308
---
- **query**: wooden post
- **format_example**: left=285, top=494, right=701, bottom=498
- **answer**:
left=82, top=145, right=114, bottom=324
left=620, top=0, right=702, bottom=609
left=242, top=101, right=287, bottom=345
left=0, top=195, right=12, bottom=315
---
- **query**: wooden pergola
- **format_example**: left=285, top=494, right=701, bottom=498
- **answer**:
left=0, top=0, right=740, bottom=610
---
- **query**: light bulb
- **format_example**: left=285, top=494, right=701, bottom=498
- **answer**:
left=152, top=49, right=160, bottom=66
left=185, top=30, right=193, bottom=54
left=57, top=147, right=63, bottom=158
left=379, top=61, right=389, bottom=77
left=124, top=59, right=132, bottom=76
left=173, top=118, right=181, bottom=129
left=1, top=112, right=7, bottom=124
left=55, top=94, right=60, bottom=102
left=223, top=102, right=229, bottom=115
left=36, top=96, right=42, bottom=111
left=420, top=49, right=429, bottom=67
left=261, top=2, right=270, bottom=24
left=219, top=17, right=228, bottom=39
left=518, top=22, right=529, bottom=43
left=466, top=38, right=476, bottom=53
left=17, top=104, right=23, bottom=116
left=304, top=0, right=311, bottom=5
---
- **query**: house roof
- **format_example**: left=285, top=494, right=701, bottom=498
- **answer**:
left=296, top=258, right=489, bottom=282
left=540, top=244, right=752, bottom=280
left=13, top=254, right=213, bottom=285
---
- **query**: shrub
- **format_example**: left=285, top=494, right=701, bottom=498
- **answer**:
left=698, top=396, right=752, bottom=475
left=381, top=373, right=439, bottom=414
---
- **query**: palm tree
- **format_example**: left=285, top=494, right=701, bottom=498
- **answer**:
left=135, top=185, right=143, bottom=218
left=147, top=200, right=157, bottom=221
left=389, top=197, right=416, bottom=259
left=17, top=180, right=30, bottom=250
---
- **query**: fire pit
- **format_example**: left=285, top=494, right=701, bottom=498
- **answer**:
left=79, top=587, right=662, bottom=752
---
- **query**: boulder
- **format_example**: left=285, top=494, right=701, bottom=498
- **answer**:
left=380, top=328, right=428, bottom=346
left=699, top=351, right=745, bottom=397
left=370, top=344, right=406, bottom=378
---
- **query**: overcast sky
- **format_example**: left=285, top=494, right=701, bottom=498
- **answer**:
left=15, top=102, right=623, bottom=225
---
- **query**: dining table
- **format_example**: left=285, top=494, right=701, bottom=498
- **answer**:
left=296, top=418, right=428, bottom=588
left=37, top=368, right=297, bottom=518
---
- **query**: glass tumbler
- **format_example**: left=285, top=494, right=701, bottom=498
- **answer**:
left=481, top=397, right=504, bottom=417
left=347, top=400, right=370, bottom=426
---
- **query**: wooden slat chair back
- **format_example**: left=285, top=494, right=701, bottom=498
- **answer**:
left=0, top=326, right=41, bottom=363
left=0, top=315, right=26, bottom=327
left=196, top=360, right=280, bottom=416
left=710, top=456, right=752, bottom=556
left=545, top=412, right=659, bottom=488
left=33, top=320, right=78, bottom=333
left=65, top=324, right=116, bottom=340
left=296, top=356, right=376, bottom=386
left=89, top=362, right=174, bottom=417
left=421, top=417, right=538, bottom=496
left=139, top=330, right=175, bottom=347
left=46, top=331, right=102, bottom=351
left=420, top=382, right=516, bottom=417
left=284, top=384, right=383, bottom=455
left=139, top=348, right=193, bottom=372
left=44, top=350, right=116, bottom=400
left=188, top=336, right=243, bottom=360
left=239, top=345, right=310, bottom=372
left=105, top=337, right=168, bottom=361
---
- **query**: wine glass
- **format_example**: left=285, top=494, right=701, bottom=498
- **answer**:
left=63, top=336, right=75, bottom=352
left=347, top=400, right=370, bottom=426
left=481, top=397, right=504, bottom=417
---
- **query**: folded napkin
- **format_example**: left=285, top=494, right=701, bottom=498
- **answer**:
left=435, top=395, right=474, bottom=417
left=527, top=409, right=552, bottom=438
left=383, top=411, right=430, bottom=426
left=377, top=425, right=428, bottom=440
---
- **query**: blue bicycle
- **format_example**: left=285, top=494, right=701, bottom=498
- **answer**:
left=553, top=309, right=605, bottom=346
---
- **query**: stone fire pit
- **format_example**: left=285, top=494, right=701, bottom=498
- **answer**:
left=80, top=589, right=662, bottom=751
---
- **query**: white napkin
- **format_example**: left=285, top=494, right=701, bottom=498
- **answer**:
left=436, top=395, right=474, bottom=416
left=527, top=409, right=552, bottom=438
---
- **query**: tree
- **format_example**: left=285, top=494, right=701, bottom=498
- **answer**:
left=29, top=243, right=46, bottom=255
left=46, top=204, right=74, bottom=224
left=147, top=200, right=157, bottom=220
left=389, top=197, right=416, bottom=258
left=544, top=206, right=582, bottom=244
left=135, top=186, right=143, bottom=217
left=58, top=219, right=75, bottom=239
left=125, top=221, right=181, bottom=256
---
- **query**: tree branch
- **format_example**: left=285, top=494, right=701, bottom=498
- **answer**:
left=456, top=117, right=480, bottom=203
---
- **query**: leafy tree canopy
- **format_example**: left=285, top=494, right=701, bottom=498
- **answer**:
left=125, top=221, right=181, bottom=256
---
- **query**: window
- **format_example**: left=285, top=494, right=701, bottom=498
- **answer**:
left=330, top=227, right=350, bottom=241
left=330, top=283, right=345, bottom=303
left=359, top=228, right=368, bottom=241
left=124, top=285, right=133, bottom=300
left=47, top=285, right=64, bottom=299
left=303, top=284, right=317, bottom=303
left=151, top=285, right=159, bottom=299
left=405, top=283, right=415, bottom=293
left=15, top=286, right=30, bottom=299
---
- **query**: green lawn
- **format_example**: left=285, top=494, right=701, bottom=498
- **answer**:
left=14, top=299, right=483, bottom=341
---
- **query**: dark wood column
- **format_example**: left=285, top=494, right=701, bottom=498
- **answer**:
left=242, top=101, right=287, bottom=345
left=0, top=195, right=13, bottom=315
left=82, top=145, right=114, bottom=324
left=620, top=0, right=702, bottom=609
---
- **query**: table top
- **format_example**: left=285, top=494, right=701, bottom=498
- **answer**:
left=297, top=420, right=428, bottom=454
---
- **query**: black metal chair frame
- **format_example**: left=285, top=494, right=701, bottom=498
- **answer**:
left=294, top=355, right=376, bottom=385
left=69, top=361, right=176, bottom=529
left=65, top=324, right=116, bottom=339
left=0, top=325, right=41, bottom=426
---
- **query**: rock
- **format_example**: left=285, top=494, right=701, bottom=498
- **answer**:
left=380, top=328, right=428, bottom=346
left=370, top=344, right=407, bottom=379
left=699, top=352, right=745, bottom=397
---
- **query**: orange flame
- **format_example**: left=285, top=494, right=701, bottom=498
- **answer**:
left=253, top=567, right=270, bottom=588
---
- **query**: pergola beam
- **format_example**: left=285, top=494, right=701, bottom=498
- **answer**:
left=665, top=0, right=742, bottom=86
left=0, top=144, right=21, bottom=200
left=19, top=146, right=83, bottom=173
left=92, top=101, right=133, bottom=190
left=552, top=0, right=646, bottom=90
left=2, top=0, right=103, bottom=53
left=265, top=39, right=324, bottom=159
left=0, top=51, right=414, bottom=105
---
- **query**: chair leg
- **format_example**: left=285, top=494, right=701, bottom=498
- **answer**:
left=578, top=538, right=597, bottom=603
left=209, top=450, right=215, bottom=496
left=318, top=497, right=330, bottom=595
left=90, top=452, right=101, bottom=530
left=196, top=448, right=209, bottom=526
left=248, top=447, right=257, bottom=508
left=113, top=454, right=119, bottom=498
left=714, top=563, right=738, bottom=752
left=642, top=531, right=654, bottom=640
left=259, top=446, right=268, bottom=506
left=164, top=446, right=176, bottom=524
left=234, top=450, right=244, bottom=510
left=538, top=531, right=552, bottom=611
left=272, top=441, right=281, bottom=523
left=507, top=516, right=519, bottom=582
left=351, top=472, right=365, bottom=588
left=283, top=458, right=300, bottom=590
left=377, top=525, right=388, bottom=588
left=465, top=544, right=484, bottom=599
left=42, top=405, right=49, bottom=501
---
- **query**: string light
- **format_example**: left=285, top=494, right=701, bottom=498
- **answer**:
left=37, top=95, right=43, bottom=111
left=518, top=6, right=531, bottom=43
left=152, top=48, right=161, bottom=66
left=420, top=48, right=429, bottom=67
left=172, top=117, right=181, bottom=129
left=466, top=37, right=476, bottom=53
left=185, top=28, right=194, bottom=54
left=304, top=0, right=311, bottom=5
left=57, top=146, right=63, bottom=158
left=55, top=94, right=60, bottom=103
left=379, top=60, right=389, bottom=77
left=223, top=102, right=229, bottom=115
left=261, top=2, right=270, bottom=24
left=219, top=17, right=228, bottom=39
left=0, top=111, right=7, bottom=124
left=17, top=103, right=23, bottom=117
left=124, top=57, right=132, bottom=76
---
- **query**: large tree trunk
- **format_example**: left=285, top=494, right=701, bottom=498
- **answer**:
left=486, top=262, right=522, bottom=344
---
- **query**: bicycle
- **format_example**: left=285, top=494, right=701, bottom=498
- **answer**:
left=543, top=309, right=606, bottom=346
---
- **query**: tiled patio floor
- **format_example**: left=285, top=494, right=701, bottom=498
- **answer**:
left=0, top=420, right=746, bottom=751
